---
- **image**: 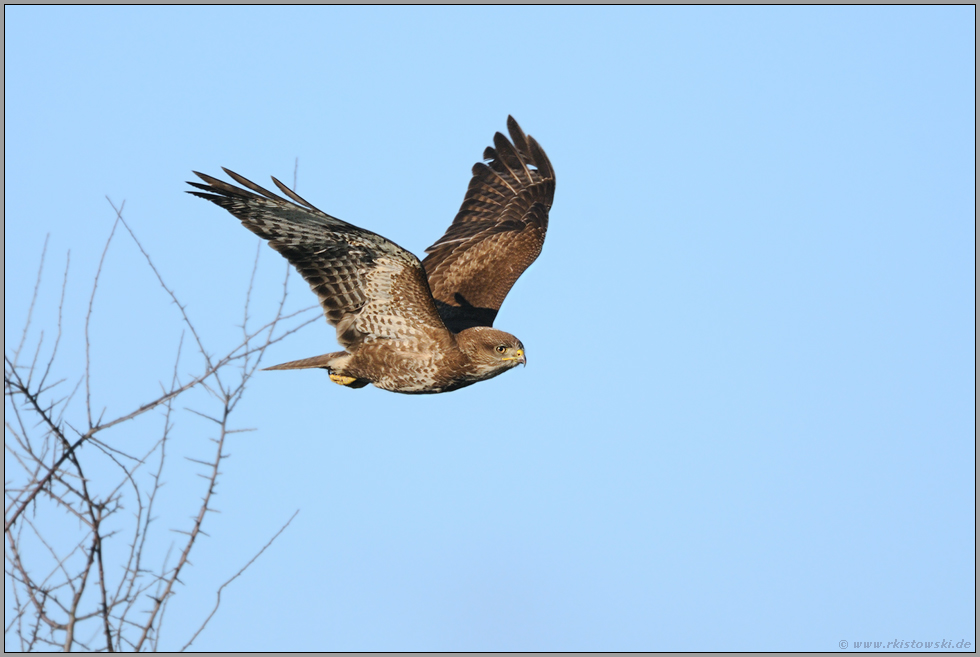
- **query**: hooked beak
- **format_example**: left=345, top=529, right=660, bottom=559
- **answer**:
left=503, top=348, right=526, bottom=366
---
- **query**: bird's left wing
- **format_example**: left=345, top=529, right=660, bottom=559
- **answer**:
left=422, top=116, right=555, bottom=332
left=188, top=169, right=450, bottom=351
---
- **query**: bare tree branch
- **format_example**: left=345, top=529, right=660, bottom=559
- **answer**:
left=6, top=193, right=315, bottom=652
left=181, top=510, right=299, bottom=652
left=85, top=210, right=121, bottom=430
left=12, top=233, right=49, bottom=366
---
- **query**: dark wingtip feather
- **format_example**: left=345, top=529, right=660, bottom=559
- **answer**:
left=221, top=168, right=292, bottom=204
left=271, top=175, right=316, bottom=209
left=527, top=136, right=554, bottom=180
left=493, top=131, right=532, bottom=183
left=192, top=170, right=226, bottom=186
left=506, top=116, right=530, bottom=155
left=186, top=190, right=225, bottom=203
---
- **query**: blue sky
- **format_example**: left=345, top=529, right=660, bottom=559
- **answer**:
left=4, top=6, right=975, bottom=651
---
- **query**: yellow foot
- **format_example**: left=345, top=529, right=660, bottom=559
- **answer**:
left=329, top=373, right=359, bottom=386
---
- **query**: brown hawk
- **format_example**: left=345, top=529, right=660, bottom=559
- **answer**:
left=187, top=116, right=554, bottom=394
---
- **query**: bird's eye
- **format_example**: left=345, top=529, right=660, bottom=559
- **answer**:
left=495, top=345, right=507, bottom=354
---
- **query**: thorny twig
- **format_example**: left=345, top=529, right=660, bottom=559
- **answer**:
left=6, top=196, right=312, bottom=651
left=181, top=510, right=300, bottom=652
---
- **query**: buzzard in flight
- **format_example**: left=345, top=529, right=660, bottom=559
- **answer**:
left=188, top=117, right=554, bottom=394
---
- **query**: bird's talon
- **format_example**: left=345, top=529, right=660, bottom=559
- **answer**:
left=329, top=374, right=359, bottom=386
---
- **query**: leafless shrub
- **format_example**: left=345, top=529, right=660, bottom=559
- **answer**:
left=5, top=199, right=315, bottom=651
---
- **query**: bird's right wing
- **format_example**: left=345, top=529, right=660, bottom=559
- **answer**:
left=188, top=169, right=450, bottom=350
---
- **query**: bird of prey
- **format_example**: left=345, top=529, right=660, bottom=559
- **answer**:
left=187, top=116, right=554, bottom=394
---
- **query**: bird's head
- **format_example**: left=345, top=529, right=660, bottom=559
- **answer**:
left=456, top=327, right=526, bottom=378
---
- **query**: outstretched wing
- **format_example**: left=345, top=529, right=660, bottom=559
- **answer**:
left=422, top=116, right=555, bottom=332
left=188, top=169, right=450, bottom=350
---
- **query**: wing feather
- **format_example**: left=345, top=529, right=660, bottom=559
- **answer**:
left=188, top=170, right=450, bottom=351
left=270, top=175, right=318, bottom=209
left=422, top=116, right=555, bottom=332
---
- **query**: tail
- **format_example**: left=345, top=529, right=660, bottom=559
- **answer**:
left=263, top=352, right=370, bottom=389
left=263, top=352, right=346, bottom=371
